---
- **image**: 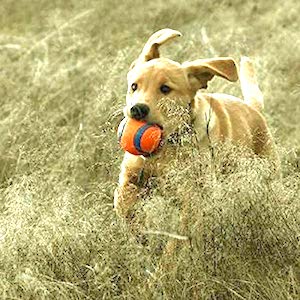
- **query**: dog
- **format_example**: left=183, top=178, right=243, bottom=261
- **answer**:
left=114, top=28, right=278, bottom=219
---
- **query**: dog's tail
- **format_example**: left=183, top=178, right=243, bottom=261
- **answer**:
left=239, top=56, right=264, bottom=111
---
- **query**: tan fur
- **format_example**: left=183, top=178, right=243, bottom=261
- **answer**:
left=114, top=28, right=278, bottom=218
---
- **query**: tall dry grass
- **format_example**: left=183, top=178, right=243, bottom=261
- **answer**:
left=0, top=0, right=299, bottom=299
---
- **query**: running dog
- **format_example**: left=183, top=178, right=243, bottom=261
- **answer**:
left=114, top=28, right=278, bottom=219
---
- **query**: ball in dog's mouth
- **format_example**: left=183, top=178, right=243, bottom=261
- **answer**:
left=118, top=118, right=164, bottom=156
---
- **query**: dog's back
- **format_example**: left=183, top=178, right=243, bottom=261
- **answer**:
left=193, top=57, right=277, bottom=158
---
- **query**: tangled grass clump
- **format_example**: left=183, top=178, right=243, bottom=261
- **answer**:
left=137, top=143, right=299, bottom=299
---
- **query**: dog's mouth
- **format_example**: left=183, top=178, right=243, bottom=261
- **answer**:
left=155, top=123, right=164, bottom=130
left=125, top=106, right=164, bottom=129
left=135, top=116, right=164, bottom=131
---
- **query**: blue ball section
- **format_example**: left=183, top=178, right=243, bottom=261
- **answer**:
left=133, top=123, right=152, bottom=155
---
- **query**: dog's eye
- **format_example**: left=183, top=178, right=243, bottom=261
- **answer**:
left=131, top=83, right=138, bottom=92
left=160, top=84, right=171, bottom=95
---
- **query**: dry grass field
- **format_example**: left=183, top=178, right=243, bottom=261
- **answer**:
left=0, top=0, right=299, bottom=299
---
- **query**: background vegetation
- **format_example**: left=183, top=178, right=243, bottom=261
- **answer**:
left=0, top=0, right=299, bottom=299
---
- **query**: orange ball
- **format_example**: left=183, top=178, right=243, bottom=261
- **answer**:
left=117, top=118, right=163, bottom=156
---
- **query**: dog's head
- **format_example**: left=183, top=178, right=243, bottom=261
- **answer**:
left=124, top=28, right=238, bottom=135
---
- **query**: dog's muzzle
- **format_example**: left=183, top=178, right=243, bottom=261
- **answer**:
left=130, top=103, right=150, bottom=120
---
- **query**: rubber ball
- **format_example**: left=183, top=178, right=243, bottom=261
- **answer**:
left=117, top=118, right=163, bottom=156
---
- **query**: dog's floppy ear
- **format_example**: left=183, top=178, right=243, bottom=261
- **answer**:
left=132, top=28, right=182, bottom=67
left=182, top=57, right=238, bottom=91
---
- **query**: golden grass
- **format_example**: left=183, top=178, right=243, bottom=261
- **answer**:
left=0, top=0, right=299, bottom=299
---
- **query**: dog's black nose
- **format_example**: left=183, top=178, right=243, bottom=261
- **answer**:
left=130, top=104, right=150, bottom=120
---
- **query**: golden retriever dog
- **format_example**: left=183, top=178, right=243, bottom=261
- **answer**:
left=114, top=28, right=278, bottom=219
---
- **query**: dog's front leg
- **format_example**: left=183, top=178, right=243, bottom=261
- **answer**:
left=114, top=152, right=146, bottom=219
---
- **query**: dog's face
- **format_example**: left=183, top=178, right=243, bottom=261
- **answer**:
left=125, top=58, right=193, bottom=134
left=123, top=28, right=238, bottom=135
